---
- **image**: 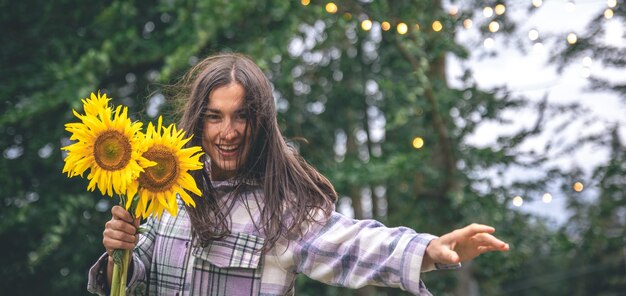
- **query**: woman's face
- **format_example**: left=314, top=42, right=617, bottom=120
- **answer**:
left=202, top=83, right=250, bottom=181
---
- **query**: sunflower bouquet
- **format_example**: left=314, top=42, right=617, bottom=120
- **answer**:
left=61, top=92, right=204, bottom=296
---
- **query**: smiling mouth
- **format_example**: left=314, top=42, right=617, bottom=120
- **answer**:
left=216, top=144, right=240, bottom=154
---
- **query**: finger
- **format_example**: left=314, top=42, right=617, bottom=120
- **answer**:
left=133, top=217, right=141, bottom=229
left=440, top=248, right=460, bottom=264
left=111, top=205, right=134, bottom=223
left=458, top=223, right=495, bottom=238
left=429, top=240, right=461, bottom=264
left=103, top=236, right=136, bottom=251
left=477, top=243, right=509, bottom=253
left=103, top=228, right=137, bottom=244
left=473, top=233, right=508, bottom=249
left=106, top=219, right=138, bottom=235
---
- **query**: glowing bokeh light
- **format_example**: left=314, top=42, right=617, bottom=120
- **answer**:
left=484, top=37, right=495, bottom=49
left=489, top=21, right=500, bottom=32
left=325, top=2, right=338, bottom=14
left=361, top=20, right=372, bottom=31
left=513, top=196, right=524, bottom=207
left=449, top=5, right=458, bottom=16
left=567, top=33, right=578, bottom=44
left=412, top=137, right=424, bottom=149
left=381, top=21, right=391, bottom=31
left=397, top=22, right=408, bottom=34
left=483, top=7, right=494, bottom=17
left=463, top=19, right=473, bottom=29
left=432, top=20, right=443, bottom=32
left=495, top=4, right=506, bottom=15
left=608, top=0, right=617, bottom=8
left=573, top=182, right=584, bottom=192
left=542, top=193, right=553, bottom=203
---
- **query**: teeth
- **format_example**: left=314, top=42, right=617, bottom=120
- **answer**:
left=218, top=144, right=238, bottom=151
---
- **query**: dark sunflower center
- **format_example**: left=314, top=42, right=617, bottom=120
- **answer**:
left=93, top=130, right=132, bottom=171
left=139, top=145, right=179, bottom=191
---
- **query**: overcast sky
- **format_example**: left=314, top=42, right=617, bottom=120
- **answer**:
left=447, top=0, right=626, bottom=224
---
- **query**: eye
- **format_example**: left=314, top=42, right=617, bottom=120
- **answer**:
left=235, top=112, right=248, bottom=121
left=204, top=113, right=221, bottom=121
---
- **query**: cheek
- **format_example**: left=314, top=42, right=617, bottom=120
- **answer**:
left=201, top=125, right=216, bottom=149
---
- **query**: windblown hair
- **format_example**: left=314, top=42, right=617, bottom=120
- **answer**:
left=174, top=53, right=337, bottom=250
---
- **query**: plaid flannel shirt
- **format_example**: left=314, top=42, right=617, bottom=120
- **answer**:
left=88, top=180, right=450, bottom=295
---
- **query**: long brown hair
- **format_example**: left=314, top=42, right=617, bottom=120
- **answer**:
left=175, top=53, right=337, bottom=250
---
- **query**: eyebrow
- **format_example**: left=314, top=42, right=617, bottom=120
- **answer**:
left=204, top=108, right=247, bottom=114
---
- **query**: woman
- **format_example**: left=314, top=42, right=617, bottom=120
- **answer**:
left=88, top=53, right=509, bottom=295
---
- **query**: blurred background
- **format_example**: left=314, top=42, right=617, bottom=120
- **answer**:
left=1, top=0, right=624, bottom=295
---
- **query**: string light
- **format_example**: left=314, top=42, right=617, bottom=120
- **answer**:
left=381, top=21, right=391, bottom=31
left=513, top=196, right=524, bottom=207
left=567, top=33, right=578, bottom=44
left=484, top=37, right=495, bottom=49
left=325, top=2, right=338, bottom=14
left=463, top=19, right=473, bottom=29
left=542, top=193, right=553, bottom=203
left=533, top=42, right=544, bottom=53
left=449, top=5, right=458, bottom=16
left=495, top=4, right=506, bottom=15
left=397, top=22, right=408, bottom=34
left=483, top=7, right=494, bottom=17
left=573, top=182, right=584, bottom=192
left=412, top=137, right=424, bottom=149
left=604, top=9, right=614, bottom=19
left=528, top=29, right=539, bottom=41
left=296, top=4, right=599, bottom=211
left=361, top=19, right=373, bottom=31
left=432, top=20, right=443, bottom=32
left=489, top=21, right=500, bottom=33
left=608, top=0, right=617, bottom=8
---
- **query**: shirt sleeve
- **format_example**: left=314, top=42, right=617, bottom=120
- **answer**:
left=87, top=217, right=157, bottom=296
left=86, top=253, right=111, bottom=296
left=291, top=211, right=439, bottom=295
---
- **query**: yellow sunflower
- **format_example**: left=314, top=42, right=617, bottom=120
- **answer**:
left=82, top=91, right=111, bottom=117
left=62, top=93, right=155, bottom=197
left=135, top=116, right=203, bottom=219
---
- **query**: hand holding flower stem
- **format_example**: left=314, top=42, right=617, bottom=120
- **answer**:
left=104, top=203, right=140, bottom=296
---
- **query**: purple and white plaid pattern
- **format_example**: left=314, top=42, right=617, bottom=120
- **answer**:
left=88, top=180, right=446, bottom=295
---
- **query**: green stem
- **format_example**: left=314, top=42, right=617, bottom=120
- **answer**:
left=110, top=250, right=130, bottom=296
left=110, top=258, right=121, bottom=296
left=110, top=195, right=133, bottom=296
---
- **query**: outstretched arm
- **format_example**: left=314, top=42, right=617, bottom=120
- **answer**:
left=422, top=223, right=509, bottom=268
left=286, top=211, right=440, bottom=294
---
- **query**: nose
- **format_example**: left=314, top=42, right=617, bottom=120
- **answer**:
left=220, top=120, right=239, bottom=141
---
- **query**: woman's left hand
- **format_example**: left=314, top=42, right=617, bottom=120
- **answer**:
left=423, top=223, right=509, bottom=267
